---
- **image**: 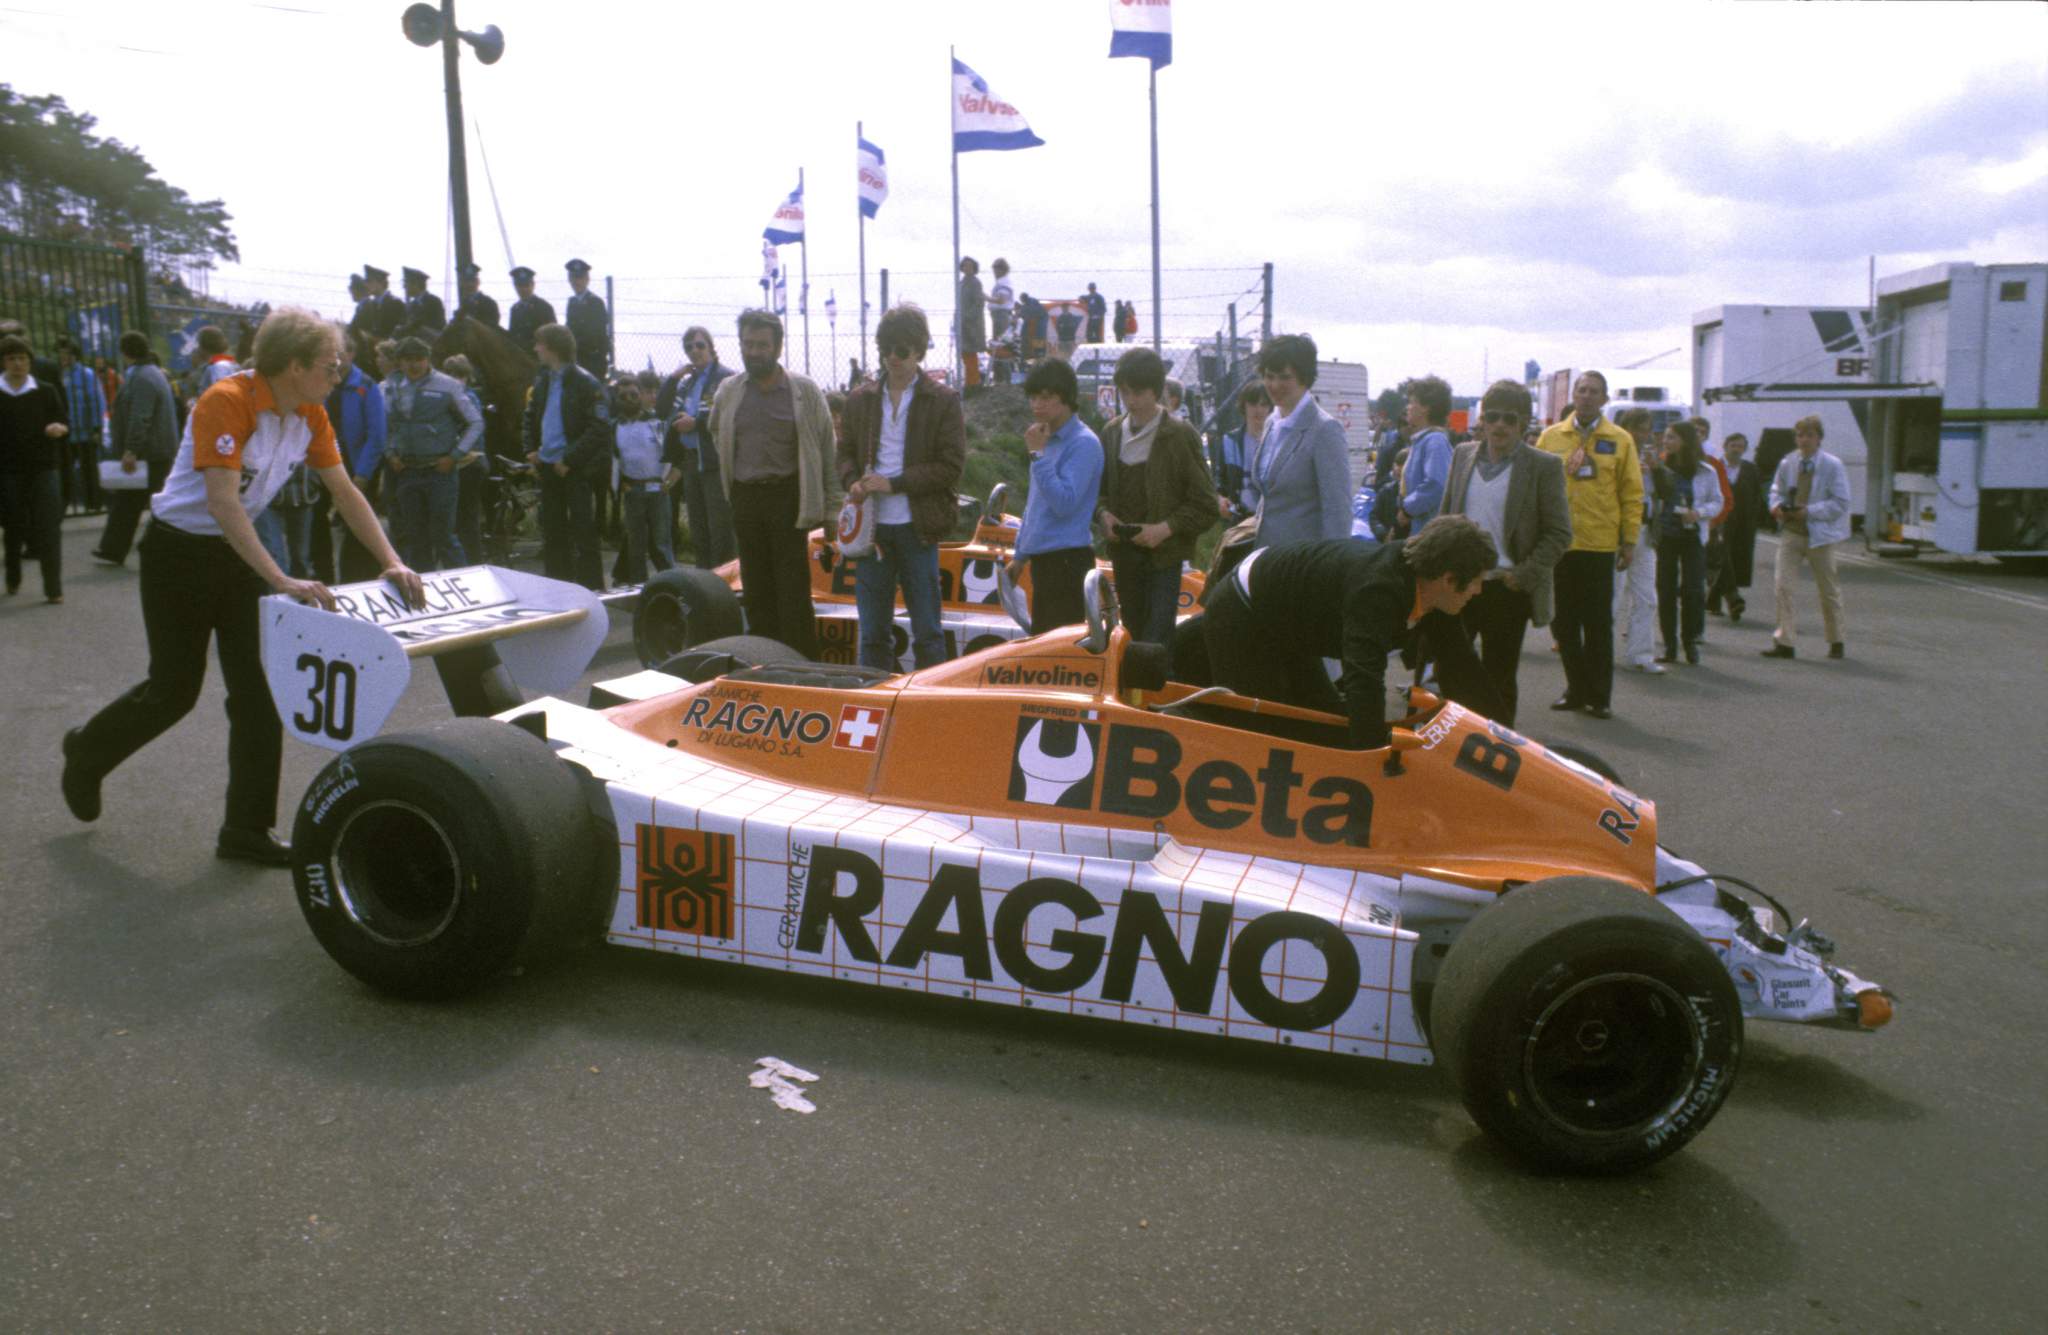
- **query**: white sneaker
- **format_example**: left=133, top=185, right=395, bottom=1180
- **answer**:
left=1629, top=659, right=1667, bottom=675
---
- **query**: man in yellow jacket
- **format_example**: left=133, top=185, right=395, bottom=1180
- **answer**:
left=1537, top=371, right=1642, bottom=719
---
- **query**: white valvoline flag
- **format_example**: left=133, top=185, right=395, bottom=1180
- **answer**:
left=857, top=137, right=889, bottom=218
left=952, top=57, right=1045, bottom=153
left=1109, top=0, right=1172, bottom=69
left=763, top=180, right=804, bottom=245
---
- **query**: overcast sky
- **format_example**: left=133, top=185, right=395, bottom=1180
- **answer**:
left=6, top=0, right=2045, bottom=397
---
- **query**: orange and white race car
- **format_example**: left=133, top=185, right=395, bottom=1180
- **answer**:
left=282, top=571, right=1891, bottom=1174
left=628, top=484, right=1205, bottom=670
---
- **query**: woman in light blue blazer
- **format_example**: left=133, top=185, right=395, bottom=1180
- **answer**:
left=1246, top=334, right=1353, bottom=550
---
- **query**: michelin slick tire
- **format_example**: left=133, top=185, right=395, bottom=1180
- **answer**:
left=1543, top=742, right=1625, bottom=787
left=1432, top=876, right=1742, bottom=1174
left=292, top=718, right=613, bottom=999
left=633, top=567, right=745, bottom=668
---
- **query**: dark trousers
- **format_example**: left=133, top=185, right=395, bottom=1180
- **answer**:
left=1202, top=578, right=1343, bottom=714
left=1657, top=531, right=1707, bottom=652
left=539, top=464, right=603, bottom=590
left=729, top=477, right=817, bottom=656
left=1552, top=549, right=1617, bottom=709
left=2, top=467, right=63, bottom=597
left=1459, top=578, right=1534, bottom=727
left=1712, top=524, right=1755, bottom=609
left=683, top=449, right=735, bottom=567
left=1026, top=546, right=1097, bottom=636
left=97, top=458, right=171, bottom=563
left=72, top=521, right=281, bottom=832
left=1110, top=553, right=1183, bottom=646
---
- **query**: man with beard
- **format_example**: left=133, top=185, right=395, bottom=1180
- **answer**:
left=705, top=310, right=837, bottom=655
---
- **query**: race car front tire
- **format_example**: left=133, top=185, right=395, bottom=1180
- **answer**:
left=292, top=718, right=614, bottom=999
left=1432, top=876, right=1742, bottom=1174
left=1541, top=742, right=1624, bottom=787
left=633, top=567, right=745, bottom=668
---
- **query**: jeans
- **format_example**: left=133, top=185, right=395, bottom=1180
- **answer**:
left=729, top=476, right=816, bottom=656
left=1655, top=530, right=1706, bottom=653
left=268, top=505, right=317, bottom=578
left=682, top=448, right=734, bottom=568
left=1552, top=549, right=1617, bottom=708
left=854, top=522, right=946, bottom=670
left=1109, top=554, right=1184, bottom=646
left=456, top=462, right=485, bottom=570
left=71, top=521, right=281, bottom=832
left=619, top=480, right=677, bottom=585
left=392, top=465, right=465, bottom=572
left=538, top=463, right=602, bottom=590
left=1, top=467, right=64, bottom=597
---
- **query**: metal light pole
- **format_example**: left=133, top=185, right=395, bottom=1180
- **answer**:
left=402, top=3, right=503, bottom=280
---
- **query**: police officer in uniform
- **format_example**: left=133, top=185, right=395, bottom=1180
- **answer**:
left=507, top=265, right=554, bottom=351
left=455, top=261, right=500, bottom=328
left=564, top=258, right=610, bottom=380
left=395, top=267, right=447, bottom=342
left=349, top=265, right=405, bottom=342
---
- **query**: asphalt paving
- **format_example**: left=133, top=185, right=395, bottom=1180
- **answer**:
left=3, top=516, right=2043, bottom=1333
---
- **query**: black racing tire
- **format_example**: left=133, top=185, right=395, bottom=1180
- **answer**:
left=658, top=634, right=808, bottom=684
left=1543, top=742, right=1624, bottom=787
left=1170, top=611, right=1211, bottom=686
left=291, top=718, right=614, bottom=1000
left=1432, top=876, right=1742, bottom=1174
left=633, top=567, right=745, bottom=668
left=728, top=661, right=896, bottom=690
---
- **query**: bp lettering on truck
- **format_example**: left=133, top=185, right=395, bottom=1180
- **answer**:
left=792, top=846, right=1363, bottom=1031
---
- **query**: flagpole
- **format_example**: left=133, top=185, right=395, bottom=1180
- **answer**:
left=949, top=46, right=962, bottom=388
left=798, top=167, right=811, bottom=378
left=857, top=120, right=869, bottom=381
left=1149, top=62, right=1162, bottom=353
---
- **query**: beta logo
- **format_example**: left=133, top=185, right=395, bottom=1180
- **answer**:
left=214, top=433, right=236, bottom=456
left=1008, top=716, right=1099, bottom=808
left=635, top=825, right=735, bottom=938
left=835, top=704, right=884, bottom=752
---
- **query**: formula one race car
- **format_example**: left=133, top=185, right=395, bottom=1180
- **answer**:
left=281, top=572, right=1891, bottom=1174
left=629, top=484, right=1206, bottom=672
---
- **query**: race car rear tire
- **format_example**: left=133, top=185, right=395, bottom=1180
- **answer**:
left=659, top=634, right=808, bottom=683
left=633, top=567, right=745, bottom=668
left=291, top=718, right=614, bottom=999
left=1543, top=742, right=1624, bottom=787
left=1432, top=876, right=1742, bottom=1174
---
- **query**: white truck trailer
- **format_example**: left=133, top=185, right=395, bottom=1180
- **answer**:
left=1700, top=264, right=2048, bottom=556
left=1694, top=304, right=1875, bottom=519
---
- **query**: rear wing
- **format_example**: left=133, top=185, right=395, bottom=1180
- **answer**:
left=260, top=565, right=608, bottom=751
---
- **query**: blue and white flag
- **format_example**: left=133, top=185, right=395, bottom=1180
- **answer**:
left=952, top=58, right=1044, bottom=153
left=762, top=240, right=787, bottom=316
left=857, top=137, right=889, bottom=218
left=68, top=302, right=122, bottom=359
left=1108, top=0, right=1172, bottom=69
left=763, top=179, right=805, bottom=246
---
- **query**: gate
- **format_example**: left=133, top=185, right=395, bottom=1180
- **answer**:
left=0, top=234, right=150, bottom=362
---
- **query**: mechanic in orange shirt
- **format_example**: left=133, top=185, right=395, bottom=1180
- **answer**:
left=61, top=308, right=425, bottom=866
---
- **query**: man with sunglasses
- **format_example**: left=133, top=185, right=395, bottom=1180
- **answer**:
left=837, top=305, right=965, bottom=670
left=662, top=326, right=736, bottom=567
left=1441, top=380, right=1573, bottom=725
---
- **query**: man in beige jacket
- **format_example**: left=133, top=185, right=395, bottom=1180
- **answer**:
left=708, top=309, right=839, bottom=656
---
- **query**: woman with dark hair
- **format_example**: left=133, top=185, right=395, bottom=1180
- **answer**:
left=1652, top=420, right=1721, bottom=665
left=0, top=333, right=71, bottom=601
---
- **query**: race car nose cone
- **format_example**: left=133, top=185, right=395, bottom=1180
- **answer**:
left=1856, top=991, right=1894, bottom=1030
